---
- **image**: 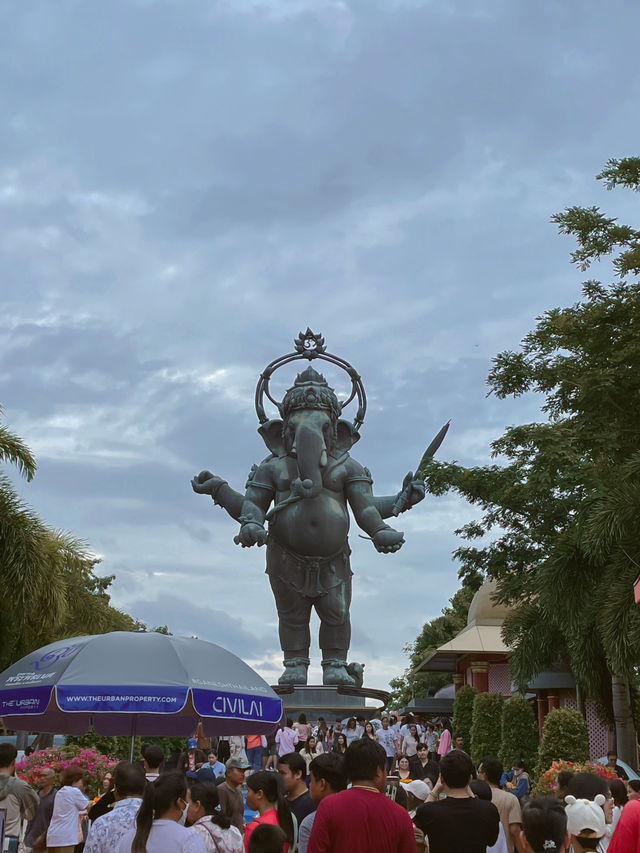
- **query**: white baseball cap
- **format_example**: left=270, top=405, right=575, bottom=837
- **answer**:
left=400, top=779, right=432, bottom=800
left=565, top=794, right=606, bottom=839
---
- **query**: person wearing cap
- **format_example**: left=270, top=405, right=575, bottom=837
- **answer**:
left=565, top=794, right=607, bottom=852
left=218, top=757, right=251, bottom=832
left=400, top=780, right=430, bottom=853
left=400, top=779, right=431, bottom=819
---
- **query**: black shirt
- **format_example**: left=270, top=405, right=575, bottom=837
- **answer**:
left=414, top=796, right=500, bottom=853
left=25, top=789, right=56, bottom=846
left=409, top=756, right=440, bottom=786
left=287, top=790, right=316, bottom=825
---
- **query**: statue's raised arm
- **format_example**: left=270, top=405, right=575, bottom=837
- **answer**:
left=191, top=329, right=448, bottom=687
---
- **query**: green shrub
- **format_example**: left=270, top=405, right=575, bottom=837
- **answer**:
left=453, top=685, right=478, bottom=750
left=66, top=729, right=186, bottom=762
left=534, top=707, right=589, bottom=782
left=500, top=694, right=539, bottom=772
left=470, top=692, right=504, bottom=765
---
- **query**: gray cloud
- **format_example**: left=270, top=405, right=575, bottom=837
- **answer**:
left=2, top=0, right=639, bottom=691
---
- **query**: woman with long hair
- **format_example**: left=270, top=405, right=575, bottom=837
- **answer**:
left=363, top=722, right=378, bottom=741
left=397, top=755, right=412, bottom=782
left=401, top=724, right=419, bottom=758
left=332, top=733, right=347, bottom=755
left=244, top=771, right=294, bottom=853
left=299, top=737, right=323, bottom=776
left=187, top=781, right=244, bottom=853
left=121, top=770, right=207, bottom=853
left=315, top=729, right=327, bottom=754
left=344, top=718, right=359, bottom=745
left=292, top=714, right=312, bottom=753
left=437, top=720, right=452, bottom=758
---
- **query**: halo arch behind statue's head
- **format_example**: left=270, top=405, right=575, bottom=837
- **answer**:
left=254, top=329, right=366, bottom=430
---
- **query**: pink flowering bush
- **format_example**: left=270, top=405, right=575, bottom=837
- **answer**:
left=534, top=759, right=617, bottom=796
left=16, top=745, right=117, bottom=798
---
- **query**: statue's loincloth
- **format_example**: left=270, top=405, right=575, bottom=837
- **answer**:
left=266, top=539, right=352, bottom=600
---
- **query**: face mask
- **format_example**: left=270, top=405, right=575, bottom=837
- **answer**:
left=179, top=803, right=189, bottom=825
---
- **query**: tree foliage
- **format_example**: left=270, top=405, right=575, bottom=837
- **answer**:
left=418, top=157, right=640, bottom=761
left=452, top=685, right=477, bottom=750
left=534, top=708, right=590, bottom=781
left=470, top=692, right=504, bottom=766
left=65, top=729, right=185, bottom=762
left=500, top=695, right=539, bottom=772
left=388, top=579, right=481, bottom=709
left=0, top=406, right=138, bottom=671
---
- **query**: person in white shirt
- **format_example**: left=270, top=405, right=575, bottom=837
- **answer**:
left=399, top=716, right=423, bottom=740
left=377, top=717, right=398, bottom=773
left=46, top=766, right=89, bottom=852
left=118, top=771, right=206, bottom=853
left=85, top=761, right=146, bottom=853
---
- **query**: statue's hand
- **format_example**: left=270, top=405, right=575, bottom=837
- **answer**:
left=393, top=471, right=426, bottom=514
left=372, top=528, right=405, bottom=553
left=191, top=470, right=226, bottom=496
left=234, top=522, right=268, bottom=548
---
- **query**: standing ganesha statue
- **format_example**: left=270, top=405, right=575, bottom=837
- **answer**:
left=192, top=330, right=445, bottom=687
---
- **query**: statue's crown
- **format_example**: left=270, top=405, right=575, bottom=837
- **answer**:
left=293, top=366, right=328, bottom=387
left=279, top=366, right=341, bottom=420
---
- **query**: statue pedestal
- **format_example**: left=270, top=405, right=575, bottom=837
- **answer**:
left=271, top=684, right=390, bottom=721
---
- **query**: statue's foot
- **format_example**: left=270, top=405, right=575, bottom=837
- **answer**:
left=278, top=657, right=310, bottom=686
left=322, top=659, right=357, bottom=687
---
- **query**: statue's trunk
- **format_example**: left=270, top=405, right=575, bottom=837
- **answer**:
left=294, top=423, right=326, bottom=499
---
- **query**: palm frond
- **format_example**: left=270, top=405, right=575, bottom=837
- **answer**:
left=0, top=414, right=37, bottom=480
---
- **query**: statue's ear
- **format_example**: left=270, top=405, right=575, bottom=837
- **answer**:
left=335, top=419, right=360, bottom=453
left=258, top=420, right=285, bottom=455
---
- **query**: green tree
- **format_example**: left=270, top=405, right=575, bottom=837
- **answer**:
left=388, top=580, right=481, bottom=709
left=534, top=707, right=589, bottom=782
left=500, top=695, right=539, bottom=772
left=0, top=406, right=137, bottom=671
left=452, top=685, right=478, bottom=752
left=420, top=157, right=640, bottom=763
left=471, top=693, right=504, bottom=765
left=470, top=692, right=504, bottom=766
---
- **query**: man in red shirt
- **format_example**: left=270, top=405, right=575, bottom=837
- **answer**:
left=608, top=797, right=640, bottom=853
left=307, top=738, right=416, bottom=853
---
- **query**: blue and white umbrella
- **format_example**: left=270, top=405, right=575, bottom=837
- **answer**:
left=0, top=632, right=282, bottom=738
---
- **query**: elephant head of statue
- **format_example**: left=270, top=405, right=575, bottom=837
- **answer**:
left=257, top=366, right=361, bottom=499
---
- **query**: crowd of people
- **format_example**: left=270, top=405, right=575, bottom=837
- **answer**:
left=0, top=712, right=638, bottom=853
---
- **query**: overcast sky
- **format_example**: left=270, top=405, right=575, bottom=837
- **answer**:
left=2, top=0, right=639, bottom=692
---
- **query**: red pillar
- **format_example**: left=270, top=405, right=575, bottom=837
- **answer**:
left=537, top=692, right=548, bottom=738
left=453, top=674, right=464, bottom=694
left=470, top=661, right=489, bottom=693
left=548, top=695, right=560, bottom=711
